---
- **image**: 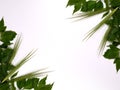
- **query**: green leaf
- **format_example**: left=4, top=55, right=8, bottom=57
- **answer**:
left=24, top=78, right=36, bottom=89
left=86, top=1, right=96, bottom=11
left=37, top=76, right=53, bottom=90
left=110, top=0, right=120, bottom=8
left=104, top=45, right=120, bottom=59
left=107, top=27, right=119, bottom=41
left=17, top=79, right=26, bottom=89
left=114, top=58, right=120, bottom=72
left=0, top=18, right=6, bottom=32
left=94, top=1, right=103, bottom=11
left=39, top=76, right=47, bottom=85
left=73, top=3, right=81, bottom=13
left=1, top=48, right=13, bottom=63
left=67, top=0, right=87, bottom=13
left=1, top=31, right=17, bottom=43
left=32, top=78, right=39, bottom=89
left=17, top=78, right=40, bottom=89
left=0, top=82, right=9, bottom=90
left=0, top=64, right=8, bottom=80
left=67, top=0, right=81, bottom=6
left=38, top=84, right=54, bottom=90
left=81, top=1, right=102, bottom=12
left=81, top=2, right=87, bottom=12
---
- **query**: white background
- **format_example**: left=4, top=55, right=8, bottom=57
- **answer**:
left=1, top=0, right=120, bottom=90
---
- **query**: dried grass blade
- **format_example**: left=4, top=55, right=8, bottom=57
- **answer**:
left=69, top=9, right=107, bottom=21
left=9, top=35, right=22, bottom=64
left=83, top=8, right=118, bottom=41
left=2, top=49, right=37, bottom=83
left=10, top=70, right=51, bottom=82
left=99, top=26, right=111, bottom=55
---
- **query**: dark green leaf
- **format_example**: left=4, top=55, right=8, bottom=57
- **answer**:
left=24, top=78, right=39, bottom=89
left=110, top=0, right=120, bottom=8
left=112, top=41, right=120, bottom=46
left=67, top=0, right=81, bottom=6
left=0, top=82, right=9, bottom=90
left=38, top=84, right=54, bottom=90
left=81, top=2, right=87, bottom=12
left=114, top=58, right=120, bottom=71
left=32, top=78, right=39, bottom=88
left=0, top=64, right=8, bottom=81
left=104, top=45, right=119, bottom=59
left=17, top=79, right=26, bottom=89
left=1, top=31, right=16, bottom=43
left=0, top=18, right=6, bottom=32
left=94, top=1, right=103, bottom=11
left=87, top=1, right=96, bottom=11
left=73, top=3, right=81, bottom=13
left=81, top=1, right=103, bottom=12
left=1, top=48, right=13, bottom=63
left=37, top=76, right=53, bottom=90
left=24, top=79, right=33, bottom=89
left=39, top=76, right=47, bottom=85
left=107, top=27, right=118, bottom=41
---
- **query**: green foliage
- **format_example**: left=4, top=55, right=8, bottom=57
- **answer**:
left=0, top=18, right=53, bottom=90
left=16, top=76, right=53, bottom=90
left=114, top=58, right=120, bottom=72
left=104, top=45, right=120, bottom=59
left=67, top=0, right=120, bottom=72
left=0, top=18, right=6, bottom=32
left=67, top=0, right=103, bottom=13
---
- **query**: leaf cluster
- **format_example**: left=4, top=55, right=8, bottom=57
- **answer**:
left=67, top=0, right=103, bottom=13
left=16, top=76, right=53, bottom=90
left=67, top=0, right=120, bottom=72
left=0, top=18, right=53, bottom=90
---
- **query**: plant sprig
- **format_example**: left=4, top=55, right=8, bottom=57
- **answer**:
left=0, top=18, right=53, bottom=90
left=67, top=0, right=120, bottom=72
